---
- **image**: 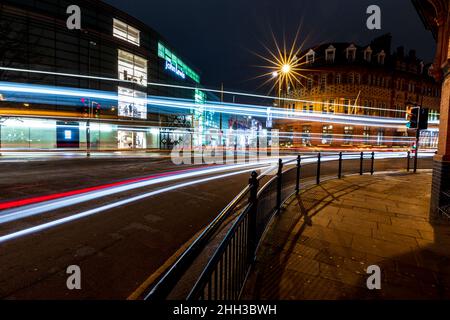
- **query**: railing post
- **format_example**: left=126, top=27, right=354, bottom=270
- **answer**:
left=370, top=152, right=375, bottom=175
left=295, top=155, right=301, bottom=194
left=247, top=171, right=259, bottom=264
left=359, top=152, right=364, bottom=175
left=276, top=159, right=283, bottom=214
left=407, top=151, right=410, bottom=172
left=316, top=152, right=321, bottom=185
left=338, top=152, right=343, bottom=179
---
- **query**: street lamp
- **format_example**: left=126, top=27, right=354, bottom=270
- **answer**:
left=86, top=40, right=97, bottom=157
left=281, top=64, right=291, bottom=75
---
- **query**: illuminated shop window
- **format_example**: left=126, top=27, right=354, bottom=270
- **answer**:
left=363, top=127, right=371, bottom=144
left=377, top=128, right=384, bottom=145
left=328, top=99, right=335, bottom=113
left=117, top=86, right=147, bottom=119
left=322, top=125, right=333, bottom=145
left=113, top=18, right=140, bottom=46
left=302, top=125, right=312, bottom=146
left=344, top=126, right=354, bottom=144
left=158, top=42, right=200, bottom=83
left=118, top=130, right=146, bottom=149
left=118, top=50, right=147, bottom=86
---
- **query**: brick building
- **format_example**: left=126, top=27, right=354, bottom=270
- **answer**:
left=275, top=34, right=441, bottom=149
left=413, top=0, right=450, bottom=219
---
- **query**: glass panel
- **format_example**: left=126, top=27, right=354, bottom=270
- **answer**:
left=113, top=18, right=140, bottom=46
left=117, top=86, right=147, bottom=119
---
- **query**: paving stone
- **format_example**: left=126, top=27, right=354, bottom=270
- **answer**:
left=242, top=172, right=450, bottom=300
left=372, top=229, right=419, bottom=246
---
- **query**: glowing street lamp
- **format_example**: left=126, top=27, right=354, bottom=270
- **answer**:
left=281, top=64, right=291, bottom=74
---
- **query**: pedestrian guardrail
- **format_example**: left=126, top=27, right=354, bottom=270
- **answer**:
left=146, top=151, right=418, bottom=300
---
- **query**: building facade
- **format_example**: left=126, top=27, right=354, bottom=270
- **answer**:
left=413, top=0, right=450, bottom=219
left=275, top=34, right=441, bottom=149
left=0, top=0, right=220, bottom=151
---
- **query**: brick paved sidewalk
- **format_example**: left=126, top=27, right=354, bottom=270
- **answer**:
left=242, top=171, right=450, bottom=300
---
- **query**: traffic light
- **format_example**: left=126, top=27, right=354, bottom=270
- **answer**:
left=406, top=106, right=429, bottom=130
left=81, top=98, right=89, bottom=117
left=92, top=102, right=101, bottom=118
left=418, top=108, right=429, bottom=130
left=406, top=106, right=419, bottom=129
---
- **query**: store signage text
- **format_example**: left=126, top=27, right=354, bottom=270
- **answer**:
left=165, top=60, right=186, bottom=80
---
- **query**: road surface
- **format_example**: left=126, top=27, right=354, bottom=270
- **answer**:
left=0, top=152, right=433, bottom=299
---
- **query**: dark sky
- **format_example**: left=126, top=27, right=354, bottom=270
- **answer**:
left=104, top=0, right=436, bottom=92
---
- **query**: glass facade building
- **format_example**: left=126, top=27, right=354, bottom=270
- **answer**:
left=0, top=0, right=219, bottom=150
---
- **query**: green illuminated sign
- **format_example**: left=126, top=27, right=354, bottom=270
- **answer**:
left=158, top=42, right=200, bottom=84
left=194, top=89, right=206, bottom=104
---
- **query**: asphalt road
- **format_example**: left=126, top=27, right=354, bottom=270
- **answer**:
left=0, top=152, right=433, bottom=299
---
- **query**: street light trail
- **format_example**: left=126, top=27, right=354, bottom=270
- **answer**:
left=0, top=66, right=418, bottom=115
left=0, top=158, right=286, bottom=224
left=0, top=81, right=412, bottom=128
left=0, top=166, right=271, bottom=244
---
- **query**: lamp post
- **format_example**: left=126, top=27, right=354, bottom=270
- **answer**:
left=86, top=40, right=97, bottom=157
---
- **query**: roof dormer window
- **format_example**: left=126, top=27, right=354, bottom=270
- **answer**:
left=346, top=44, right=356, bottom=62
left=325, top=45, right=336, bottom=63
left=306, top=49, right=315, bottom=64
left=364, top=46, right=372, bottom=62
left=378, top=50, right=386, bottom=65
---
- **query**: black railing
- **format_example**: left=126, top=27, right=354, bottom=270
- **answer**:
left=146, top=151, right=423, bottom=300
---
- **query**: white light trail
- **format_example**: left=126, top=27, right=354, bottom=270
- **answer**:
left=0, top=166, right=270, bottom=244
left=0, top=159, right=285, bottom=224
left=0, top=81, right=411, bottom=128
left=0, top=151, right=434, bottom=244
left=0, top=66, right=414, bottom=114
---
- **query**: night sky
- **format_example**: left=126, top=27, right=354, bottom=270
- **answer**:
left=104, top=0, right=436, bottom=93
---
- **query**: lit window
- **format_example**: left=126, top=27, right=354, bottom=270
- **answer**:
left=335, top=74, right=341, bottom=84
left=320, top=74, right=327, bottom=90
left=322, top=125, right=333, bottom=144
left=363, top=127, right=370, bottom=143
left=344, top=126, right=354, bottom=144
left=118, top=86, right=147, bottom=119
left=302, top=125, right=312, bottom=146
left=328, top=99, right=335, bottom=113
left=113, top=18, right=140, bottom=46
left=307, top=78, right=313, bottom=90
left=118, top=50, right=147, bottom=86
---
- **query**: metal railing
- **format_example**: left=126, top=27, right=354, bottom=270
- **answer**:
left=146, top=151, right=418, bottom=300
